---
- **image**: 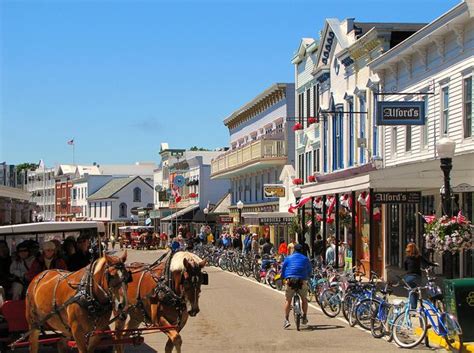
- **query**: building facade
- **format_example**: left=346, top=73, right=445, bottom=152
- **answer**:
left=211, top=83, right=296, bottom=243
left=27, top=164, right=56, bottom=221
left=369, top=1, right=474, bottom=278
left=71, top=175, right=113, bottom=219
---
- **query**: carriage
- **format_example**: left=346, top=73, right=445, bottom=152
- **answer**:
left=118, top=226, right=156, bottom=250
left=0, top=222, right=176, bottom=352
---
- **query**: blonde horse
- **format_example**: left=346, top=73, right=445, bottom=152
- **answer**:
left=26, top=252, right=129, bottom=353
left=115, top=251, right=207, bottom=353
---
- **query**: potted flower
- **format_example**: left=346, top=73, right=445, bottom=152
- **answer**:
left=308, top=175, right=316, bottom=183
left=292, top=123, right=303, bottom=132
left=423, top=212, right=473, bottom=254
left=292, top=178, right=303, bottom=185
left=307, top=117, right=317, bottom=125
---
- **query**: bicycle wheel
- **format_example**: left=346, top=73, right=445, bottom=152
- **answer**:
left=371, top=303, right=389, bottom=339
left=266, top=270, right=277, bottom=289
left=440, top=313, right=463, bottom=353
left=293, top=295, right=301, bottom=331
left=355, top=299, right=380, bottom=331
left=243, top=260, right=251, bottom=277
left=392, top=309, right=427, bottom=349
left=319, top=288, right=341, bottom=318
left=235, top=259, right=244, bottom=276
left=342, top=293, right=357, bottom=323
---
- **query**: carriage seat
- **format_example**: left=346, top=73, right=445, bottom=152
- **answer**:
left=0, top=300, right=29, bottom=332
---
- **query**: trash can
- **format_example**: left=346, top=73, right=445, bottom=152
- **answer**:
left=444, top=278, right=474, bottom=342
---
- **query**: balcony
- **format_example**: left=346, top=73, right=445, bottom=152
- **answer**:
left=211, top=138, right=287, bottom=179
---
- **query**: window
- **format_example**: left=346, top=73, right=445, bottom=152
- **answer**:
left=306, top=89, right=311, bottom=127
left=133, top=187, right=141, bottom=202
left=373, top=95, right=379, bottom=157
left=119, top=203, right=127, bottom=218
left=464, top=77, right=472, bottom=138
left=265, top=125, right=273, bottom=135
left=421, top=95, right=429, bottom=147
left=99, top=202, right=102, bottom=218
left=323, top=119, right=328, bottom=173
left=441, top=86, right=449, bottom=135
left=348, top=100, right=354, bottom=166
left=105, top=202, right=108, bottom=218
left=298, top=153, right=305, bottom=180
left=313, top=85, right=320, bottom=119
left=313, top=149, right=320, bottom=172
left=405, top=126, right=412, bottom=152
left=332, top=106, right=344, bottom=170
left=359, top=98, right=366, bottom=164
left=391, top=127, right=398, bottom=156
left=305, top=152, right=312, bottom=181
left=72, top=189, right=77, bottom=200
left=298, top=93, right=304, bottom=125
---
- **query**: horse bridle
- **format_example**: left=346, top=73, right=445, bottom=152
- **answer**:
left=181, top=266, right=208, bottom=309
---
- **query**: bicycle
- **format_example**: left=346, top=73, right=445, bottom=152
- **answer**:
left=392, top=272, right=463, bottom=352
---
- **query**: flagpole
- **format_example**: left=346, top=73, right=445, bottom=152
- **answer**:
left=73, top=140, right=75, bottom=165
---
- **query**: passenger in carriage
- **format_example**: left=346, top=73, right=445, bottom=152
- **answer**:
left=9, top=241, right=35, bottom=300
left=62, top=236, right=77, bottom=266
left=0, top=240, right=12, bottom=296
left=26, top=241, right=67, bottom=282
left=67, top=235, right=92, bottom=271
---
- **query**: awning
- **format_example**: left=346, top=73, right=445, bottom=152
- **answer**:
left=161, top=204, right=200, bottom=222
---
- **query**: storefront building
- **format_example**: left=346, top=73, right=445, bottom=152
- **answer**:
left=369, top=1, right=474, bottom=278
left=291, top=18, right=424, bottom=277
left=211, top=83, right=296, bottom=244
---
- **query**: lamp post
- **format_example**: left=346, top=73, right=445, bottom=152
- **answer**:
left=292, top=187, right=303, bottom=244
left=436, top=137, right=456, bottom=217
left=436, top=137, right=456, bottom=279
left=236, top=200, right=244, bottom=224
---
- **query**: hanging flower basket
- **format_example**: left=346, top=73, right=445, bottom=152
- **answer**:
left=423, top=212, right=473, bottom=254
left=188, top=192, right=198, bottom=198
left=235, top=225, right=250, bottom=235
left=308, top=175, right=316, bottom=183
left=292, top=123, right=303, bottom=132
left=307, top=117, right=317, bottom=125
left=292, top=178, right=303, bottom=185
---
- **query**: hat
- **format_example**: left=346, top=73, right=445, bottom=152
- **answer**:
left=294, top=244, right=303, bottom=252
left=42, top=241, right=56, bottom=251
left=16, top=241, right=30, bottom=251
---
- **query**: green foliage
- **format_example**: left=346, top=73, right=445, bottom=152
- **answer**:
left=16, top=162, right=38, bottom=172
left=189, top=146, right=210, bottom=151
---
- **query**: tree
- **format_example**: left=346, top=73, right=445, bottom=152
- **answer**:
left=189, top=146, right=210, bottom=151
left=16, top=162, right=38, bottom=173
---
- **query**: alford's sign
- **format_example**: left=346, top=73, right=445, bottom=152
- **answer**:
left=376, top=101, right=425, bottom=125
left=373, top=191, right=421, bottom=204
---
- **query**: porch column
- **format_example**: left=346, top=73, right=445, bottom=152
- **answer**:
left=335, top=193, right=340, bottom=269
left=322, top=195, right=327, bottom=262
left=369, top=188, right=375, bottom=276
left=351, top=191, right=356, bottom=268
left=311, top=196, right=315, bottom=258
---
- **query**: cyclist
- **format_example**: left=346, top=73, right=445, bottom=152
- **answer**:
left=281, top=243, right=312, bottom=329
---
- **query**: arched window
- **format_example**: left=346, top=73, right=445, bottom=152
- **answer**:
left=133, top=187, right=141, bottom=202
left=119, top=203, right=127, bottom=218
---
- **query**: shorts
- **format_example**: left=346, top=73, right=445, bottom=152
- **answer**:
left=285, top=280, right=308, bottom=300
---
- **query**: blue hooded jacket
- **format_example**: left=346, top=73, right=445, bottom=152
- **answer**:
left=281, top=252, right=312, bottom=280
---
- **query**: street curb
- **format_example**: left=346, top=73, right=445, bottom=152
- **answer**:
left=425, top=329, right=474, bottom=353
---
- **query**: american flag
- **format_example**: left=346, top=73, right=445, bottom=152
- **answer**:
left=171, top=186, right=181, bottom=203
left=67, top=139, right=74, bottom=145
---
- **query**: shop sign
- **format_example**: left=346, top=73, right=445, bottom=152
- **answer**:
left=259, top=217, right=294, bottom=225
left=219, top=216, right=234, bottom=224
left=373, top=191, right=421, bottom=204
left=263, top=184, right=286, bottom=198
left=376, top=101, right=425, bottom=125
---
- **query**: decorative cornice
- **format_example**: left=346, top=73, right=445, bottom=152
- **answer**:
left=413, top=45, right=427, bottom=68
left=401, top=55, right=412, bottom=79
left=343, top=93, right=353, bottom=101
left=452, top=24, right=465, bottom=52
left=353, top=87, right=367, bottom=100
left=432, top=36, right=445, bottom=58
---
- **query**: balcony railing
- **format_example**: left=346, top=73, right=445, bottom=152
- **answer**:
left=211, top=139, right=286, bottom=176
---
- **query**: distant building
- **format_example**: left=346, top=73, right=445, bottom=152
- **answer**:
left=27, top=162, right=56, bottom=221
left=0, top=163, right=18, bottom=188
left=0, top=185, right=35, bottom=225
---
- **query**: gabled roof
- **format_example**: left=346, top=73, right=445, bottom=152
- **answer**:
left=291, top=38, right=316, bottom=64
left=88, top=176, right=151, bottom=200
left=76, top=165, right=100, bottom=177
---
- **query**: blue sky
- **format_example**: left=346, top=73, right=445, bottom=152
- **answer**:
left=0, top=0, right=459, bottom=166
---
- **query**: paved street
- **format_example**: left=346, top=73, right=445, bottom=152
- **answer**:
left=124, top=249, right=445, bottom=353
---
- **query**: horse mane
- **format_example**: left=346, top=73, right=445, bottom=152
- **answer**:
left=92, top=257, right=106, bottom=275
left=170, top=251, right=202, bottom=273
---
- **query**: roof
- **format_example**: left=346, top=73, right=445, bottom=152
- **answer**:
left=98, top=163, right=156, bottom=177
left=161, top=204, right=200, bottom=221
left=88, top=176, right=151, bottom=200
left=0, top=221, right=102, bottom=236
left=56, top=164, right=76, bottom=175
left=76, top=165, right=100, bottom=176
left=211, top=193, right=231, bottom=214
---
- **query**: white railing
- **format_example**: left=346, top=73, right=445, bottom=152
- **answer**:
left=211, top=139, right=286, bottom=176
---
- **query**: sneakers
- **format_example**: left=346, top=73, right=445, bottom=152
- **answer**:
left=302, top=316, right=308, bottom=325
left=283, top=319, right=291, bottom=329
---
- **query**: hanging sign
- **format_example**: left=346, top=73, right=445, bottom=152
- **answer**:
left=373, top=191, right=421, bottom=204
left=218, top=216, right=234, bottom=224
left=376, top=101, right=425, bottom=125
left=263, top=184, right=286, bottom=198
left=259, top=217, right=294, bottom=225
left=173, top=175, right=185, bottom=188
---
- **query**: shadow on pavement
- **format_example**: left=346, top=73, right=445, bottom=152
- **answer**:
left=304, top=324, right=344, bottom=331
left=123, top=343, right=157, bottom=352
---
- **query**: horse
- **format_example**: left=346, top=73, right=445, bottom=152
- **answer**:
left=115, top=250, right=207, bottom=353
left=26, top=251, right=130, bottom=353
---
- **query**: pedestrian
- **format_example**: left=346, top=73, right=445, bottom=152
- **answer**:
left=9, top=242, right=35, bottom=300
left=278, top=239, right=288, bottom=256
left=243, top=233, right=252, bottom=254
left=287, top=237, right=297, bottom=255
left=232, top=234, right=242, bottom=251
left=26, top=241, right=67, bottom=282
left=325, top=237, right=336, bottom=266
left=404, top=242, right=438, bottom=309
left=207, top=230, right=214, bottom=245
left=313, top=234, right=324, bottom=260
left=262, top=237, right=274, bottom=256
left=110, top=233, right=116, bottom=250
left=251, top=233, right=259, bottom=256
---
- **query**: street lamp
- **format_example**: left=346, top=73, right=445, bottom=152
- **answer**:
left=436, top=137, right=456, bottom=217
left=203, top=207, right=209, bottom=225
left=236, top=200, right=244, bottom=224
